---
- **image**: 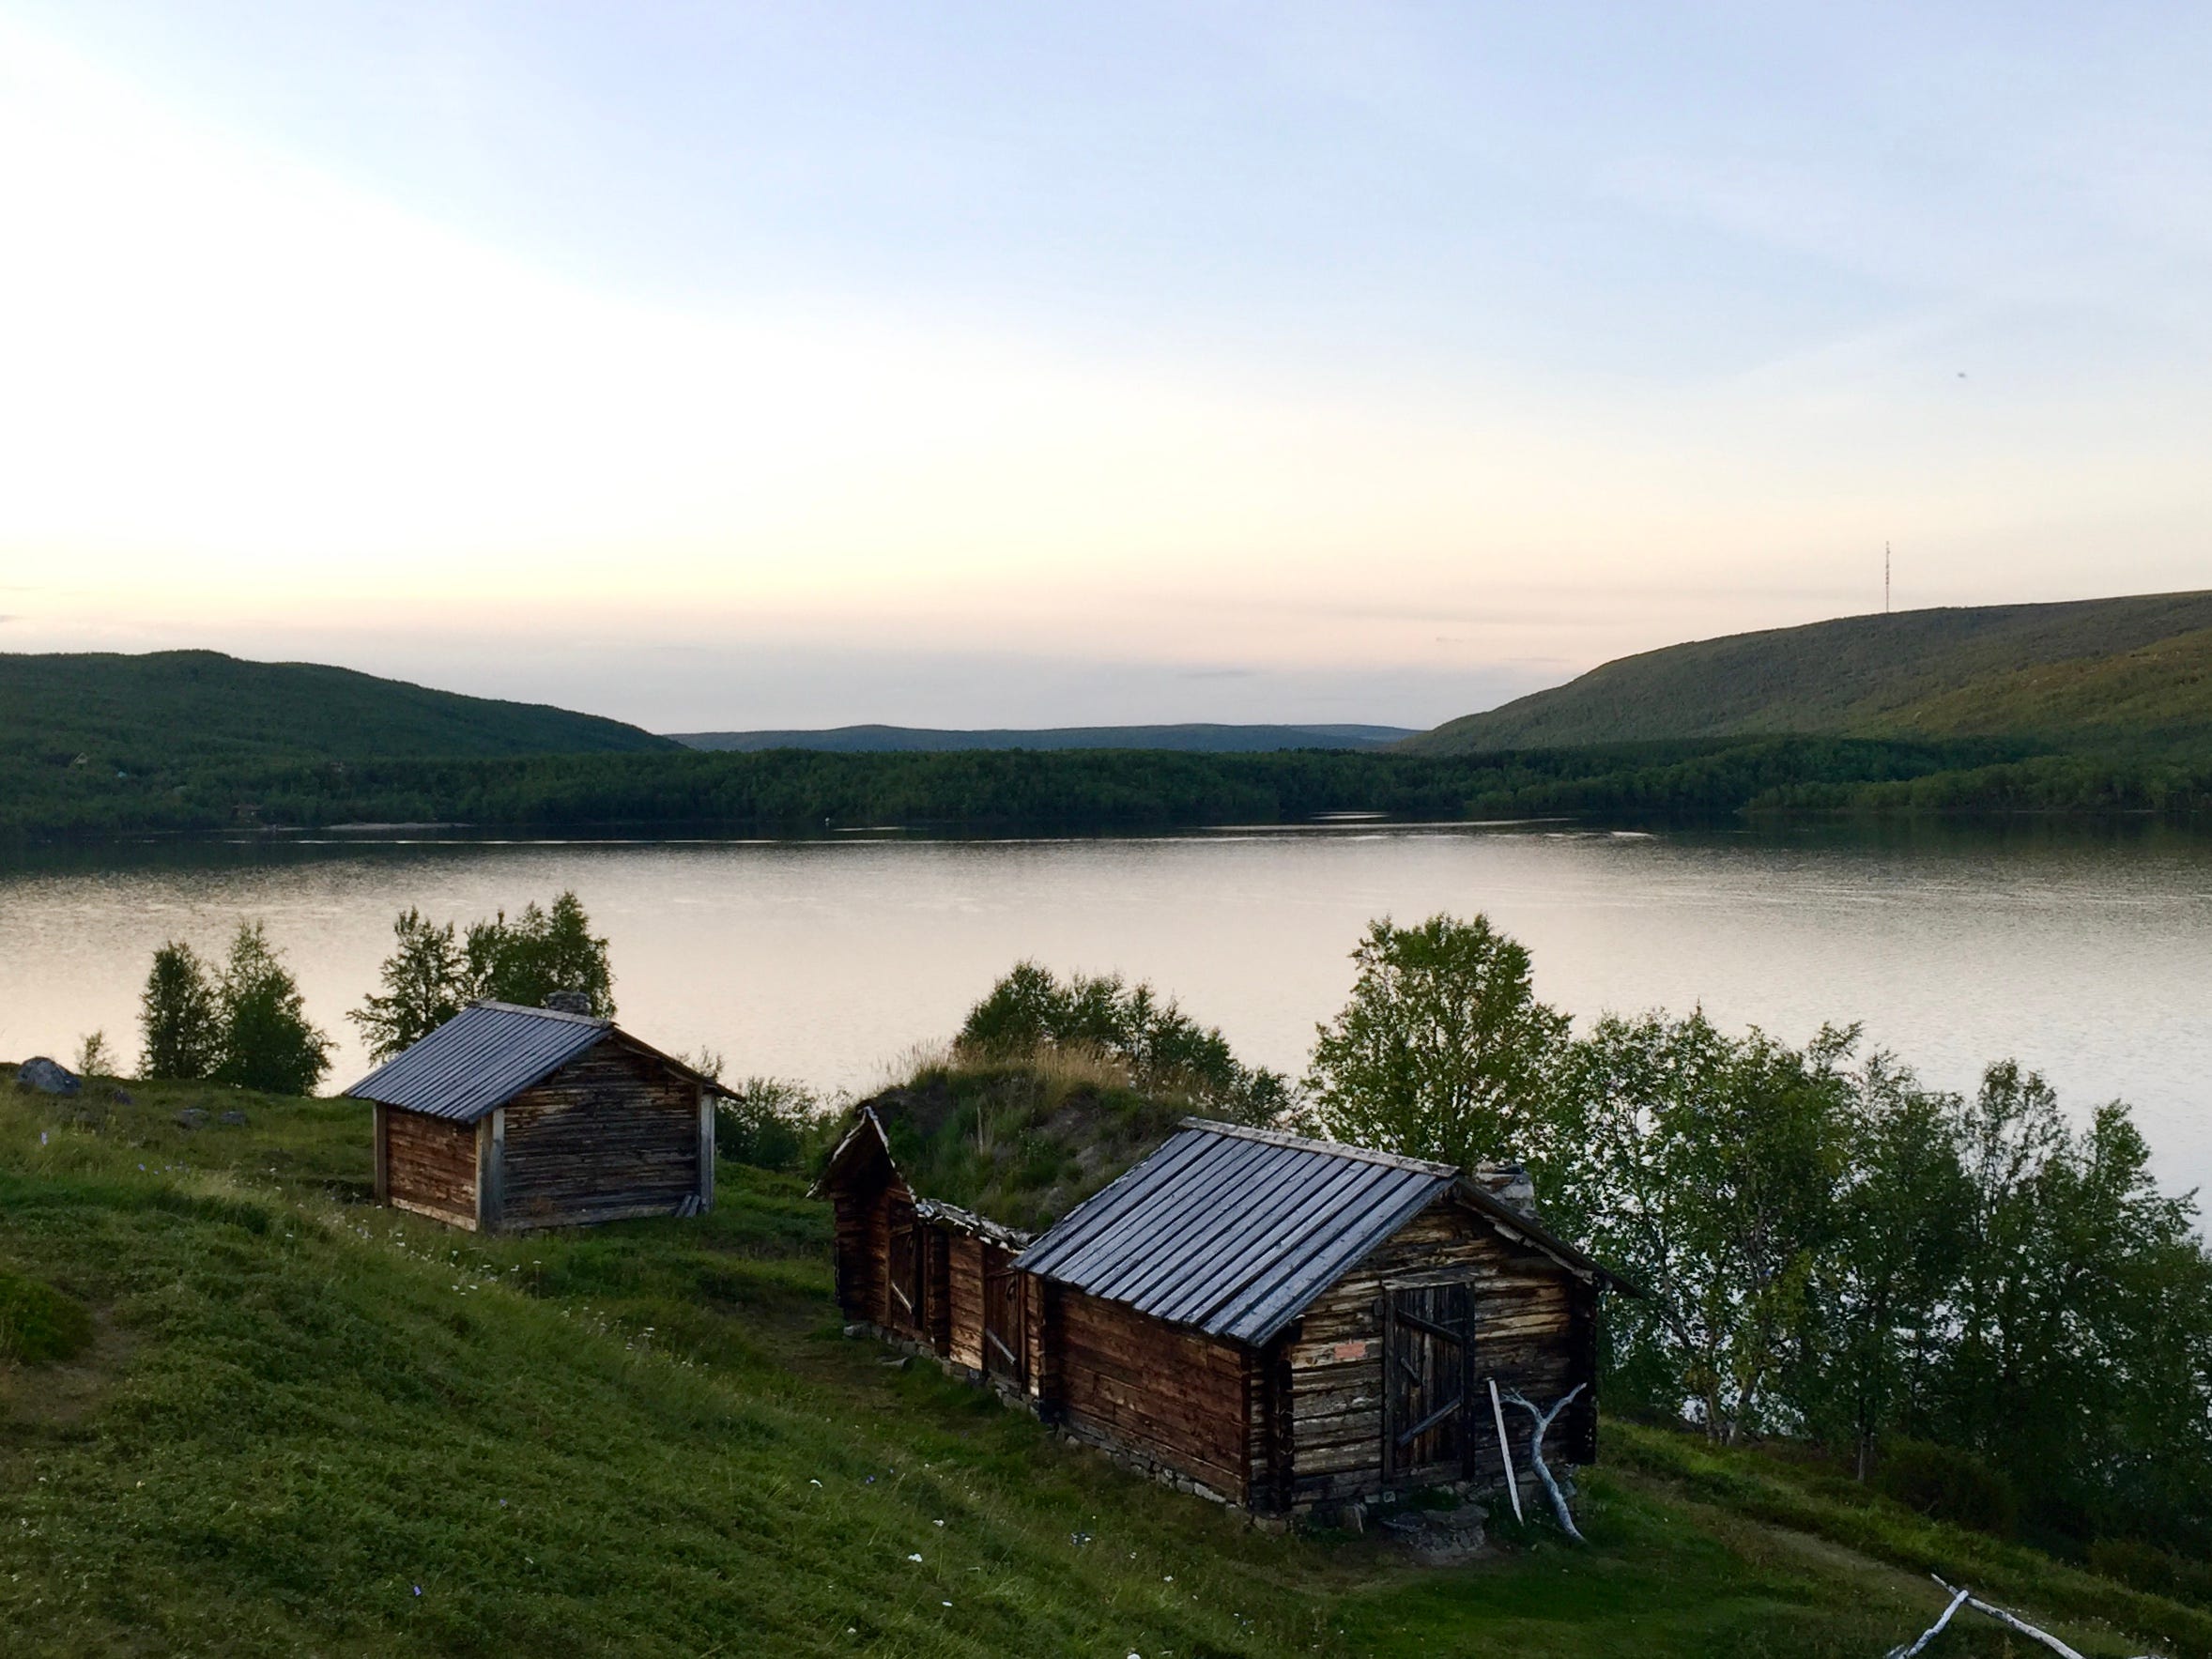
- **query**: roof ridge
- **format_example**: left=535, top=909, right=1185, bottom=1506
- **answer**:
left=1177, top=1116, right=1459, bottom=1179
left=470, top=998, right=612, bottom=1027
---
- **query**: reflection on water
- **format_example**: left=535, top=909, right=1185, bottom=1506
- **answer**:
left=3, top=820, right=2208, bottom=1196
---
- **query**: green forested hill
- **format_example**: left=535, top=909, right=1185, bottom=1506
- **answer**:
left=0, top=650, right=677, bottom=767
left=1409, top=591, right=2212, bottom=754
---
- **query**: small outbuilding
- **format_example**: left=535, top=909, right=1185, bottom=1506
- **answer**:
left=817, top=1108, right=1040, bottom=1393
left=348, top=1000, right=723, bottom=1233
left=1019, top=1120, right=1630, bottom=1511
left=819, top=1108, right=1631, bottom=1515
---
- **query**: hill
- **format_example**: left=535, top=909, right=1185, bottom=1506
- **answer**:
left=0, top=650, right=677, bottom=768
left=1409, top=591, right=2212, bottom=754
left=672, top=722, right=1418, bottom=753
left=5, top=1070, right=2199, bottom=1656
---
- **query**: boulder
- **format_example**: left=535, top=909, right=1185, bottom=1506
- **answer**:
left=218, top=1110, right=248, bottom=1128
left=175, top=1108, right=208, bottom=1130
left=15, top=1057, right=80, bottom=1096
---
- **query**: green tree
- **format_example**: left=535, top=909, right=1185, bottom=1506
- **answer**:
left=213, top=922, right=333, bottom=1095
left=349, top=908, right=466, bottom=1062
left=138, top=941, right=223, bottom=1081
left=1552, top=1011, right=1849, bottom=1441
left=1305, top=914, right=1568, bottom=1171
left=957, top=960, right=1284, bottom=1122
left=463, top=891, right=615, bottom=1014
left=1933, top=1068, right=2212, bottom=1544
left=1793, top=1052, right=1973, bottom=1477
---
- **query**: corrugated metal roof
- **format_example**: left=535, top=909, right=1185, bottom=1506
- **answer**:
left=1016, top=1120, right=1459, bottom=1346
left=345, top=1001, right=611, bottom=1122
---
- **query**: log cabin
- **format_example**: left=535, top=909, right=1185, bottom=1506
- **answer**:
left=816, top=1107, right=1039, bottom=1394
left=347, top=999, right=724, bottom=1232
left=819, top=1109, right=1631, bottom=1515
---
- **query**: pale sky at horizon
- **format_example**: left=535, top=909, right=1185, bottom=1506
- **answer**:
left=2, top=3, right=2207, bottom=730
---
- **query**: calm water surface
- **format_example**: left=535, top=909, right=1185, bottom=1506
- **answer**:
left=3, top=822, right=2207, bottom=1196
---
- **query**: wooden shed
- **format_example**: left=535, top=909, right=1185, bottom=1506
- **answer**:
left=347, top=1000, right=723, bottom=1232
left=819, top=1110, right=1629, bottom=1514
left=1018, top=1121, right=1630, bottom=1512
left=816, top=1108, right=1038, bottom=1394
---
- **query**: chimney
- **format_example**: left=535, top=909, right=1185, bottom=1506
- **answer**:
left=1470, top=1161, right=1538, bottom=1220
left=543, top=989, right=593, bottom=1016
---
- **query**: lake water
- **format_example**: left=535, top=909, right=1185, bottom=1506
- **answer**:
left=3, top=822, right=2208, bottom=1199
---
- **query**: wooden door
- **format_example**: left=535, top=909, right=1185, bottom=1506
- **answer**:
left=981, top=1247, right=1025, bottom=1387
left=885, top=1199, right=925, bottom=1334
left=1382, top=1282, right=1474, bottom=1482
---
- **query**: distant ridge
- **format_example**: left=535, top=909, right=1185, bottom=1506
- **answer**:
left=1406, top=591, right=2212, bottom=754
left=0, top=650, right=679, bottom=764
left=670, top=722, right=1419, bottom=754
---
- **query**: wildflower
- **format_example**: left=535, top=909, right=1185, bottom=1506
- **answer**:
left=906, top=1553, right=922, bottom=1563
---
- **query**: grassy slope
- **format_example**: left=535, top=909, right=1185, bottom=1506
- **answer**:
left=1873, top=623, right=2212, bottom=743
left=859, top=1058, right=1199, bottom=1232
left=1410, top=591, right=2212, bottom=754
left=0, top=651, right=677, bottom=767
left=2, top=1076, right=2201, bottom=1657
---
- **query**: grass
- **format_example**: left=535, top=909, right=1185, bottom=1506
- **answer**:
left=1414, top=589, right=2212, bottom=754
left=1, top=1069, right=2199, bottom=1656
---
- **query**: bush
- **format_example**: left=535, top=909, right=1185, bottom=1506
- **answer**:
left=1874, top=1438, right=2019, bottom=1537
left=956, top=961, right=1285, bottom=1123
left=0, top=1270, right=94, bottom=1365
left=718, top=1078, right=827, bottom=1173
left=2088, top=1537, right=2212, bottom=1607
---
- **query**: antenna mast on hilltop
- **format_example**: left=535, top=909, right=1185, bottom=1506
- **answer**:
left=1885, top=542, right=1892, bottom=614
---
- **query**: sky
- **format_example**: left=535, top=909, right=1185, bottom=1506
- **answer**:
left=2, top=3, right=2207, bottom=731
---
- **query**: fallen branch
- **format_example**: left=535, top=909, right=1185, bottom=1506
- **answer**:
left=1882, top=1586, right=1968, bottom=1659
left=1922, top=1577, right=2167, bottom=1659
left=1499, top=1384, right=1588, bottom=1544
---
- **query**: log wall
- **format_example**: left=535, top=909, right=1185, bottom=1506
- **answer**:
left=385, top=1107, right=479, bottom=1228
left=945, top=1235, right=986, bottom=1372
left=1282, top=1198, right=1590, bottom=1509
left=1055, top=1285, right=1251, bottom=1503
left=827, top=1159, right=898, bottom=1328
left=499, top=1041, right=702, bottom=1230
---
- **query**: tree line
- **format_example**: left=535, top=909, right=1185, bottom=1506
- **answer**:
left=18, top=732, right=2193, bottom=839
left=130, top=893, right=616, bottom=1094
left=1295, top=914, right=2212, bottom=1567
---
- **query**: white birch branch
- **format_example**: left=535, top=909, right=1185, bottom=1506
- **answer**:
left=1882, top=1587, right=1968, bottom=1659
left=1485, top=1377, right=1524, bottom=1525
left=1500, top=1383, right=1588, bottom=1544
left=1920, top=1576, right=2167, bottom=1659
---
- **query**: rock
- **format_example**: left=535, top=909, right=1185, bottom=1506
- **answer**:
left=107, top=1085, right=134, bottom=1104
left=175, top=1108, right=207, bottom=1129
left=218, top=1110, right=248, bottom=1127
left=15, top=1057, right=80, bottom=1096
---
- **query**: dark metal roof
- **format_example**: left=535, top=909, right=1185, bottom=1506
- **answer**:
left=344, top=1001, right=613, bottom=1123
left=1016, top=1119, right=1632, bottom=1345
left=1016, top=1121, right=1461, bottom=1346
